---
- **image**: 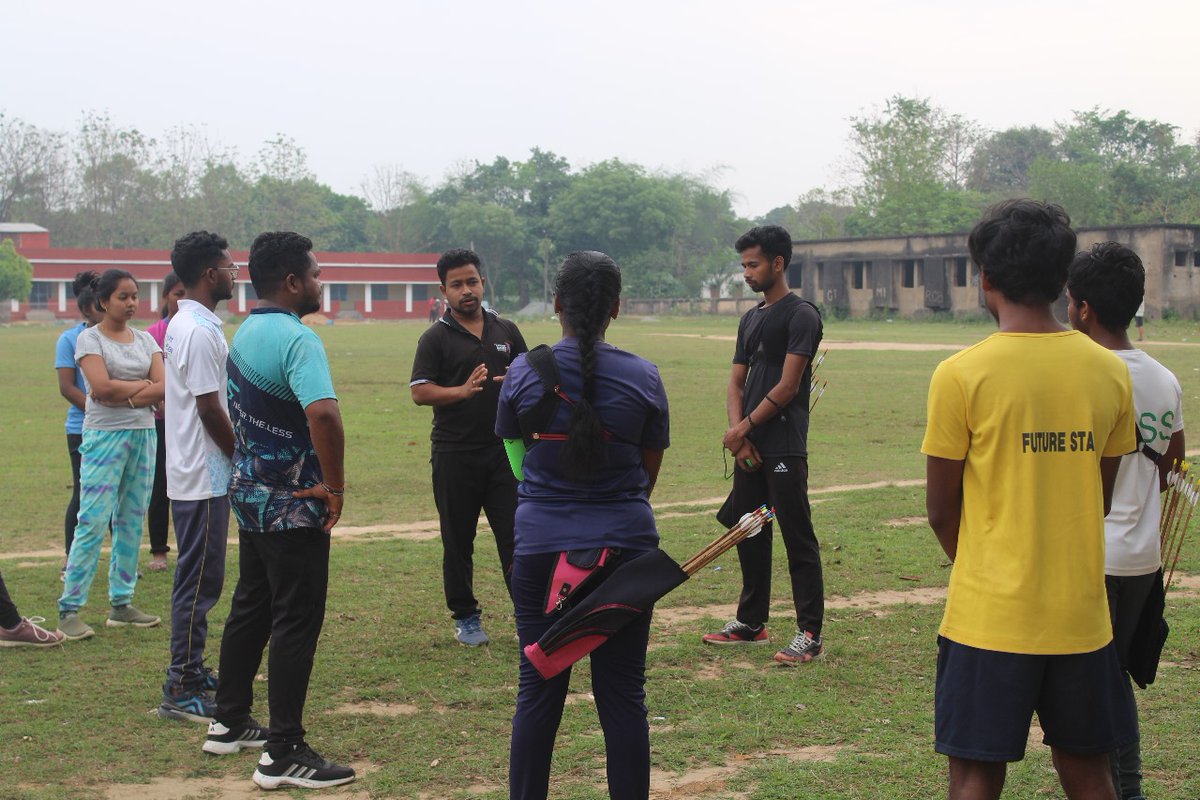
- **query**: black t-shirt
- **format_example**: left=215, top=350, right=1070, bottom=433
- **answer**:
left=410, top=309, right=528, bottom=452
left=732, top=293, right=823, bottom=458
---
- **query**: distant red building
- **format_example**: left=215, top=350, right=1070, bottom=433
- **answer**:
left=0, top=223, right=442, bottom=321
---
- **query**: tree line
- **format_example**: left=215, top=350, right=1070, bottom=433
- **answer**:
left=3, top=100, right=1198, bottom=305
left=768, top=96, right=1200, bottom=240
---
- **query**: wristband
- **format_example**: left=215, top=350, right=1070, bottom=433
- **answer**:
left=745, top=414, right=756, bottom=429
left=765, top=394, right=782, bottom=410
left=321, top=482, right=345, bottom=496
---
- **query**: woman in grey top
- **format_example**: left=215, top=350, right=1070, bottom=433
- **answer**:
left=57, top=269, right=166, bottom=641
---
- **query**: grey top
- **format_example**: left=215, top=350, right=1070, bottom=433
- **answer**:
left=75, top=326, right=161, bottom=431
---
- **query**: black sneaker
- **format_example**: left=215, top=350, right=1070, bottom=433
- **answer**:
left=253, top=744, right=356, bottom=790
left=203, top=718, right=269, bottom=755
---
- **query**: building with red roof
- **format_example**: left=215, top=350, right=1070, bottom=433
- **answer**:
left=0, top=224, right=442, bottom=321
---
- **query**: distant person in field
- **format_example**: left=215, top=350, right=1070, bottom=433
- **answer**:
left=157, top=233, right=237, bottom=725
left=428, top=295, right=438, bottom=322
left=923, top=200, right=1137, bottom=800
left=703, top=224, right=827, bottom=666
left=55, top=273, right=104, bottom=573
left=1067, top=241, right=1185, bottom=800
left=410, top=248, right=527, bottom=646
left=1134, top=300, right=1146, bottom=342
left=209, top=231, right=354, bottom=790
left=145, top=271, right=187, bottom=573
left=0, top=570, right=66, bottom=647
left=57, top=269, right=165, bottom=641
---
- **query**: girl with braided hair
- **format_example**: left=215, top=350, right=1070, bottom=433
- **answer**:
left=496, top=251, right=671, bottom=800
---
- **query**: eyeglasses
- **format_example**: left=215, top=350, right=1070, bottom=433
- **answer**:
left=217, top=265, right=240, bottom=279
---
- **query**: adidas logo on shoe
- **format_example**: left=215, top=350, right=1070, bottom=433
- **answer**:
left=203, top=718, right=269, bottom=755
left=773, top=462, right=789, bottom=473
left=253, top=745, right=355, bottom=789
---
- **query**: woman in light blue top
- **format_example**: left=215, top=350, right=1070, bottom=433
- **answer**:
left=54, top=272, right=103, bottom=562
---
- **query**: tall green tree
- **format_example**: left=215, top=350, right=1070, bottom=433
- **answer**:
left=448, top=199, right=526, bottom=306
left=0, top=237, right=33, bottom=304
left=1030, top=108, right=1199, bottom=225
left=844, top=95, right=984, bottom=235
left=967, top=126, right=1057, bottom=195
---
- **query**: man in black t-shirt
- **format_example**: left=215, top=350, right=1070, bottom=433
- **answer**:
left=410, top=249, right=528, bottom=646
left=703, top=225, right=826, bottom=665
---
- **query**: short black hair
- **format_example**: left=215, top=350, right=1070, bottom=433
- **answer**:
left=1067, top=242, right=1145, bottom=331
left=436, top=248, right=482, bottom=285
left=170, top=231, right=229, bottom=287
left=248, top=232, right=314, bottom=297
left=72, top=270, right=96, bottom=314
left=735, top=225, right=792, bottom=268
left=968, top=199, right=1076, bottom=305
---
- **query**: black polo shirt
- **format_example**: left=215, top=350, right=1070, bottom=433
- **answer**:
left=410, top=309, right=528, bottom=452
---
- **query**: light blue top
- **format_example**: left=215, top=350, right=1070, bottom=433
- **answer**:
left=55, top=322, right=87, bottom=435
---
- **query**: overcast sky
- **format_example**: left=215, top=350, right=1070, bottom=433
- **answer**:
left=6, top=0, right=1199, bottom=218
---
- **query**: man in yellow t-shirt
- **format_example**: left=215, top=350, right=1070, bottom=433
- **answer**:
left=922, top=200, right=1137, bottom=800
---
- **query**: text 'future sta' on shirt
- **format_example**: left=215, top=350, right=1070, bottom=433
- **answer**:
left=495, top=338, right=670, bottom=556
left=1106, top=348, right=1184, bottom=576
left=55, top=322, right=88, bottom=435
left=409, top=308, right=528, bottom=451
left=227, top=307, right=337, bottom=532
left=164, top=299, right=232, bottom=501
left=733, top=292, right=823, bottom=458
left=75, top=325, right=161, bottom=431
left=922, top=330, right=1135, bottom=655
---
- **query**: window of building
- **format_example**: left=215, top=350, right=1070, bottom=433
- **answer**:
left=814, top=262, right=824, bottom=290
left=787, top=261, right=802, bottom=288
left=241, top=281, right=257, bottom=300
left=852, top=261, right=870, bottom=290
left=900, top=259, right=922, bottom=288
left=950, top=257, right=969, bottom=287
left=1194, top=251, right=1200, bottom=267
left=328, top=284, right=349, bottom=302
left=371, top=284, right=389, bottom=301
left=1175, top=251, right=1189, bottom=267
left=28, top=281, right=54, bottom=307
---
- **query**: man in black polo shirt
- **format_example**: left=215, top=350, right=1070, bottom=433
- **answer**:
left=410, top=249, right=528, bottom=646
left=703, top=225, right=826, bottom=666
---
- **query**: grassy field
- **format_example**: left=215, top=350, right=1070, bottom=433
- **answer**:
left=1, top=315, right=1199, bottom=799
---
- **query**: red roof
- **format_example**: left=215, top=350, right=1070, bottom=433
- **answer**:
left=20, top=247, right=440, bottom=284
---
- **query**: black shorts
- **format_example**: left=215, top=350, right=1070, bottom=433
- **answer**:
left=934, top=636, right=1137, bottom=762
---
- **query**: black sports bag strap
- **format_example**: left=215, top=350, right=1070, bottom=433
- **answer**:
left=519, top=345, right=564, bottom=448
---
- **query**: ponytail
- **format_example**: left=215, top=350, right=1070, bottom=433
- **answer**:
left=554, top=251, right=622, bottom=479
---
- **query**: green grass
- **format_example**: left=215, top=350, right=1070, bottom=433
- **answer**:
left=2, top=316, right=1199, bottom=799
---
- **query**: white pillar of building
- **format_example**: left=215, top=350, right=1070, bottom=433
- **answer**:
left=149, top=281, right=160, bottom=313
left=404, top=283, right=413, bottom=314
left=10, top=299, right=18, bottom=313
left=58, top=281, right=68, bottom=312
left=323, top=283, right=331, bottom=313
left=364, top=284, right=373, bottom=314
left=238, top=282, right=246, bottom=313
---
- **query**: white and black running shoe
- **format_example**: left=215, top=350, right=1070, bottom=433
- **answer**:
left=253, top=744, right=356, bottom=790
left=202, top=718, right=269, bottom=755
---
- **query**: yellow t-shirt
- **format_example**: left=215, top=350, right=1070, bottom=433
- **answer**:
left=921, top=331, right=1135, bottom=655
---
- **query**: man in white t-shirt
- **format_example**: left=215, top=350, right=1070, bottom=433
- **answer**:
left=158, top=231, right=243, bottom=727
left=1067, top=241, right=1185, bottom=800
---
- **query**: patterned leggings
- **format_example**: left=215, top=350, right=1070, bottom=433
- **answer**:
left=59, top=428, right=156, bottom=613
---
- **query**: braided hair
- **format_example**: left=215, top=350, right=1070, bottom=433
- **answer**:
left=555, top=251, right=622, bottom=479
